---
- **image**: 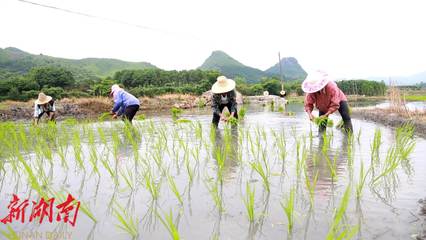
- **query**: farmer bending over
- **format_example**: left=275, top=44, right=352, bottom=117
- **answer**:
left=110, top=84, right=140, bottom=123
left=33, top=92, right=56, bottom=125
left=211, top=76, right=238, bottom=127
left=303, top=70, right=353, bottom=133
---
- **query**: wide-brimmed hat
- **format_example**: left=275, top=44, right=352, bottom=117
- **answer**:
left=301, top=70, right=332, bottom=93
left=211, top=76, right=236, bottom=94
left=35, top=92, right=52, bottom=105
left=109, top=84, right=122, bottom=97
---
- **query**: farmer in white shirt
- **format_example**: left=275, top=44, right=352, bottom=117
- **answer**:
left=33, top=92, right=56, bottom=125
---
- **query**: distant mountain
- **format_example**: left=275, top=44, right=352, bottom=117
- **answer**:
left=0, top=47, right=157, bottom=82
left=198, top=51, right=266, bottom=83
left=369, top=71, right=426, bottom=86
left=198, top=50, right=307, bottom=83
left=265, top=57, right=307, bottom=80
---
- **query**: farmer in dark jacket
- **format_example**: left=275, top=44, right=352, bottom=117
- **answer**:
left=110, top=84, right=140, bottom=123
left=33, top=92, right=56, bottom=125
left=211, top=76, right=238, bottom=127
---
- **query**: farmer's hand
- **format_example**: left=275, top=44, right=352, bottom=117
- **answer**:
left=110, top=111, right=115, bottom=115
left=308, top=113, right=315, bottom=121
left=320, top=113, right=330, bottom=119
left=112, top=114, right=118, bottom=119
left=220, top=114, right=227, bottom=122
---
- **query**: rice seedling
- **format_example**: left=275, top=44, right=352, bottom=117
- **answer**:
left=296, top=139, right=308, bottom=178
left=143, top=169, right=161, bottom=200
left=372, top=146, right=400, bottom=184
left=156, top=209, right=180, bottom=240
left=304, top=168, right=318, bottom=207
left=184, top=151, right=195, bottom=184
left=119, top=166, right=136, bottom=191
left=281, top=187, right=295, bottom=233
left=278, top=105, right=285, bottom=113
left=134, top=114, right=146, bottom=121
left=326, top=185, right=359, bottom=239
left=71, top=130, right=84, bottom=169
left=314, top=117, right=334, bottom=128
left=98, top=112, right=111, bottom=121
left=356, top=160, right=370, bottom=199
left=226, top=116, right=238, bottom=126
left=395, top=124, right=416, bottom=160
left=243, top=182, right=256, bottom=222
left=175, top=119, right=192, bottom=124
left=167, top=174, right=183, bottom=205
left=113, top=203, right=139, bottom=238
left=370, top=128, right=382, bottom=163
left=205, top=179, right=224, bottom=212
left=356, top=128, right=362, bottom=144
left=324, top=152, right=338, bottom=182
left=171, top=107, right=183, bottom=121
left=250, top=160, right=270, bottom=192
left=0, top=225, right=19, bottom=240
left=238, top=106, right=247, bottom=120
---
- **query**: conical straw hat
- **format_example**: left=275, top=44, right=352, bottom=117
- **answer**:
left=35, top=92, right=52, bottom=105
left=211, top=76, right=236, bottom=94
left=301, top=70, right=332, bottom=93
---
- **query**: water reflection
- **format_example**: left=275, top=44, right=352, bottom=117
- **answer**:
left=211, top=126, right=240, bottom=181
left=305, top=133, right=351, bottom=196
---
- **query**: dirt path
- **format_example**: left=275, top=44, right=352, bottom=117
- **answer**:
left=0, top=94, right=199, bottom=121
left=352, top=108, right=426, bottom=138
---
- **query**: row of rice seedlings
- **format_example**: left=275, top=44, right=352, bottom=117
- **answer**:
left=281, top=187, right=295, bottom=233
left=243, top=182, right=256, bottom=222
left=112, top=203, right=139, bottom=238
left=326, top=185, right=359, bottom=239
left=156, top=209, right=181, bottom=240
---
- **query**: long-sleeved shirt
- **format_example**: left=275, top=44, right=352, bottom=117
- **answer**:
left=34, top=100, right=55, bottom=118
left=112, top=90, right=140, bottom=116
left=304, top=81, right=347, bottom=114
left=211, top=90, right=237, bottom=115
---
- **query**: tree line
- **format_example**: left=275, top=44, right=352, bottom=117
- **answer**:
left=0, top=66, right=387, bottom=101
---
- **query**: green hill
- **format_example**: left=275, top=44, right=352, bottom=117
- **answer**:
left=198, top=50, right=266, bottom=83
left=0, top=47, right=157, bottom=82
left=265, top=57, right=307, bottom=80
left=198, top=50, right=307, bottom=83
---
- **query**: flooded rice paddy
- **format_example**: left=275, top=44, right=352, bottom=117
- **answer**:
left=0, top=102, right=425, bottom=240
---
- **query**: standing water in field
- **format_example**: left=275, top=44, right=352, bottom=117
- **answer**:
left=0, top=103, right=425, bottom=240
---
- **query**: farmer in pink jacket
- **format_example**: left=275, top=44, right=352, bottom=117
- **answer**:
left=303, top=70, right=353, bottom=133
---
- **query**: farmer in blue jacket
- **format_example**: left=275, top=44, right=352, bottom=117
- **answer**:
left=110, top=84, right=140, bottom=123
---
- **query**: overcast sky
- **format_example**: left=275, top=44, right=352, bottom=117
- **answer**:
left=1, top=0, right=425, bottom=78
